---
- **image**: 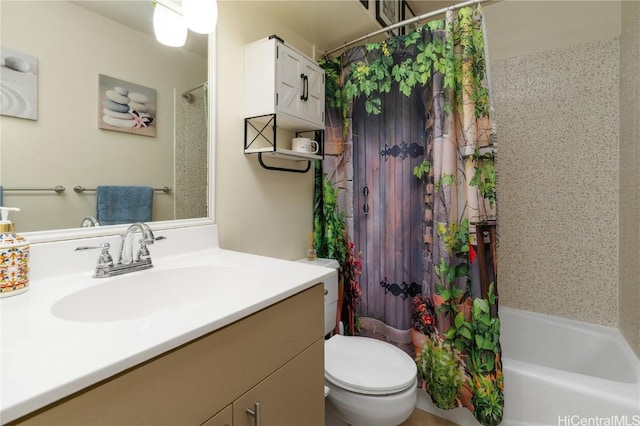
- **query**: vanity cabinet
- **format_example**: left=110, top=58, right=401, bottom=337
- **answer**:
left=243, top=36, right=325, bottom=172
left=10, top=285, right=325, bottom=426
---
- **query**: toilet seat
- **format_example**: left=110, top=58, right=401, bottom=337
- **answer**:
left=325, top=335, right=417, bottom=396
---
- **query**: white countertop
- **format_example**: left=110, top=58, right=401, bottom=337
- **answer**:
left=0, top=225, right=335, bottom=424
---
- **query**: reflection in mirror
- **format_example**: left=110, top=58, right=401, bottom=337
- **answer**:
left=0, top=1, right=209, bottom=233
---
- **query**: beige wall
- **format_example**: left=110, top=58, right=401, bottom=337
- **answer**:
left=619, top=1, right=640, bottom=356
left=215, top=1, right=318, bottom=260
left=485, top=1, right=633, bottom=337
left=484, top=0, right=620, bottom=61
left=0, top=1, right=207, bottom=232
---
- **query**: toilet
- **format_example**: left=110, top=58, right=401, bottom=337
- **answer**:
left=297, top=258, right=417, bottom=426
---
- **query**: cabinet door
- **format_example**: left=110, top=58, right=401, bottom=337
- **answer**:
left=276, top=44, right=303, bottom=119
left=301, top=59, right=325, bottom=127
left=276, top=43, right=325, bottom=129
left=233, top=339, right=324, bottom=426
left=201, top=406, right=232, bottom=426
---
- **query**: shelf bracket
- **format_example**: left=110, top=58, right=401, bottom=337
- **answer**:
left=257, top=153, right=312, bottom=173
left=244, top=114, right=277, bottom=151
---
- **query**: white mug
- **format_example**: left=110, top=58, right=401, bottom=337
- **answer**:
left=292, top=137, right=319, bottom=154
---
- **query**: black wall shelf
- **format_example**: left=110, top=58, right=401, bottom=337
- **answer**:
left=244, top=114, right=324, bottom=174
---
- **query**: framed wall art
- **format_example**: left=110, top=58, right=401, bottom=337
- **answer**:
left=98, top=74, right=156, bottom=137
left=360, top=0, right=369, bottom=9
left=402, top=1, right=417, bottom=35
left=376, top=0, right=400, bottom=29
left=0, top=48, right=38, bottom=120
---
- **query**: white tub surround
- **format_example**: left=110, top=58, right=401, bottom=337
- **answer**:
left=499, top=307, right=640, bottom=425
left=418, top=307, right=640, bottom=426
left=417, top=306, right=640, bottom=426
left=0, top=224, right=336, bottom=424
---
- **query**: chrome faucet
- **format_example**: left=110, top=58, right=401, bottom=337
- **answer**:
left=80, top=216, right=100, bottom=227
left=76, top=222, right=165, bottom=278
left=117, top=222, right=157, bottom=265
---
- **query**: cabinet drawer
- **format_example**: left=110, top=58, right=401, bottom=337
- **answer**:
left=12, top=285, right=324, bottom=426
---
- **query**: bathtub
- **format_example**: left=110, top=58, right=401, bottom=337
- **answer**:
left=417, top=307, right=640, bottom=426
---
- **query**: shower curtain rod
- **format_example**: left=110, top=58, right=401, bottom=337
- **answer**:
left=181, top=82, right=206, bottom=98
left=325, top=0, right=490, bottom=56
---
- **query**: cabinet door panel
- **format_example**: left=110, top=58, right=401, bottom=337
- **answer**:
left=233, top=339, right=324, bottom=426
left=201, top=405, right=232, bottom=426
left=276, top=45, right=303, bottom=118
left=303, top=60, right=325, bottom=126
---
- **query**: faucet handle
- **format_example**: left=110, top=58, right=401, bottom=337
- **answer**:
left=75, top=242, right=110, bottom=252
left=140, top=235, right=167, bottom=245
left=75, top=243, right=114, bottom=274
left=136, top=236, right=166, bottom=261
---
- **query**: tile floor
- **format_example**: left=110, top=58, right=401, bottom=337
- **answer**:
left=400, top=408, right=458, bottom=426
left=326, top=404, right=457, bottom=426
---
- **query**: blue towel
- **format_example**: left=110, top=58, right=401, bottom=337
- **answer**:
left=96, top=186, right=153, bottom=226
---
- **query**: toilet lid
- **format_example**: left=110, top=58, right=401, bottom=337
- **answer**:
left=325, top=335, right=417, bottom=395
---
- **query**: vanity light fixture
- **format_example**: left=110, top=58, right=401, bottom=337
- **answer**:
left=153, top=0, right=216, bottom=48
left=183, top=0, right=217, bottom=34
left=153, top=1, right=187, bottom=47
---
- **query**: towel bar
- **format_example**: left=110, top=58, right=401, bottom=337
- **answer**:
left=3, top=185, right=66, bottom=193
left=73, top=186, right=172, bottom=194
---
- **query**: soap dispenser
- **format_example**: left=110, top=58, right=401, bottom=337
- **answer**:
left=0, top=207, right=30, bottom=297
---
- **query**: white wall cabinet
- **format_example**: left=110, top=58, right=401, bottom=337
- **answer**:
left=244, top=35, right=325, bottom=130
left=10, top=285, right=325, bottom=426
left=243, top=36, right=325, bottom=172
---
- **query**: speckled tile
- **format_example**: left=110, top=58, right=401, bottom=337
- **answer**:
left=174, top=90, right=208, bottom=220
left=492, top=37, right=621, bottom=328
left=618, top=1, right=640, bottom=357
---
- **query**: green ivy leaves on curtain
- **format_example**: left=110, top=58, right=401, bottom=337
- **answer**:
left=319, top=5, right=501, bottom=425
left=312, top=161, right=362, bottom=336
left=426, top=9, right=502, bottom=425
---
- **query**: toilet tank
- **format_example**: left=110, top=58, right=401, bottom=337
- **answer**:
left=296, top=257, right=339, bottom=336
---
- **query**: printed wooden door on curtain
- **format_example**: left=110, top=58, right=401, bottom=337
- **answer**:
left=352, top=84, right=425, bottom=330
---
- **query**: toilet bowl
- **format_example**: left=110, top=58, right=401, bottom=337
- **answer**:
left=296, top=258, right=417, bottom=426
left=325, top=334, right=418, bottom=426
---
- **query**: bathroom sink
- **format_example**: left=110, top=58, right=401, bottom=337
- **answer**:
left=51, top=265, right=253, bottom=322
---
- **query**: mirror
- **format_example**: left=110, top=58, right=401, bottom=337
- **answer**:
left=0, top=0, right=211, bottom=236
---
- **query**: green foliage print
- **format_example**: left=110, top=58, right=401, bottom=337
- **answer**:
left=319, top=6, right=490, bottom=138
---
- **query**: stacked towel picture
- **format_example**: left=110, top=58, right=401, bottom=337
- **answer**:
left=96, top=186, right=153, bottom=225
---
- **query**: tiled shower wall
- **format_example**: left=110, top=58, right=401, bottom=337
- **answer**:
left=490, top=38, right=620, bottom=327
left=175, top=89, right=208, bottom=220
left=619, top=1, right=640, bottom=356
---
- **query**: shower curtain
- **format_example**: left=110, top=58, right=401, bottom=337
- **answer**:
left=316, top=5, right=502, bottom=425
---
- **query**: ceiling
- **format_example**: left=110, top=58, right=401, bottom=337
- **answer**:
left=71, top=0, right=453, bottom=57
left=256, top=0, right=452, bottom=53
left=71, top=1, right=208, bottom=56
